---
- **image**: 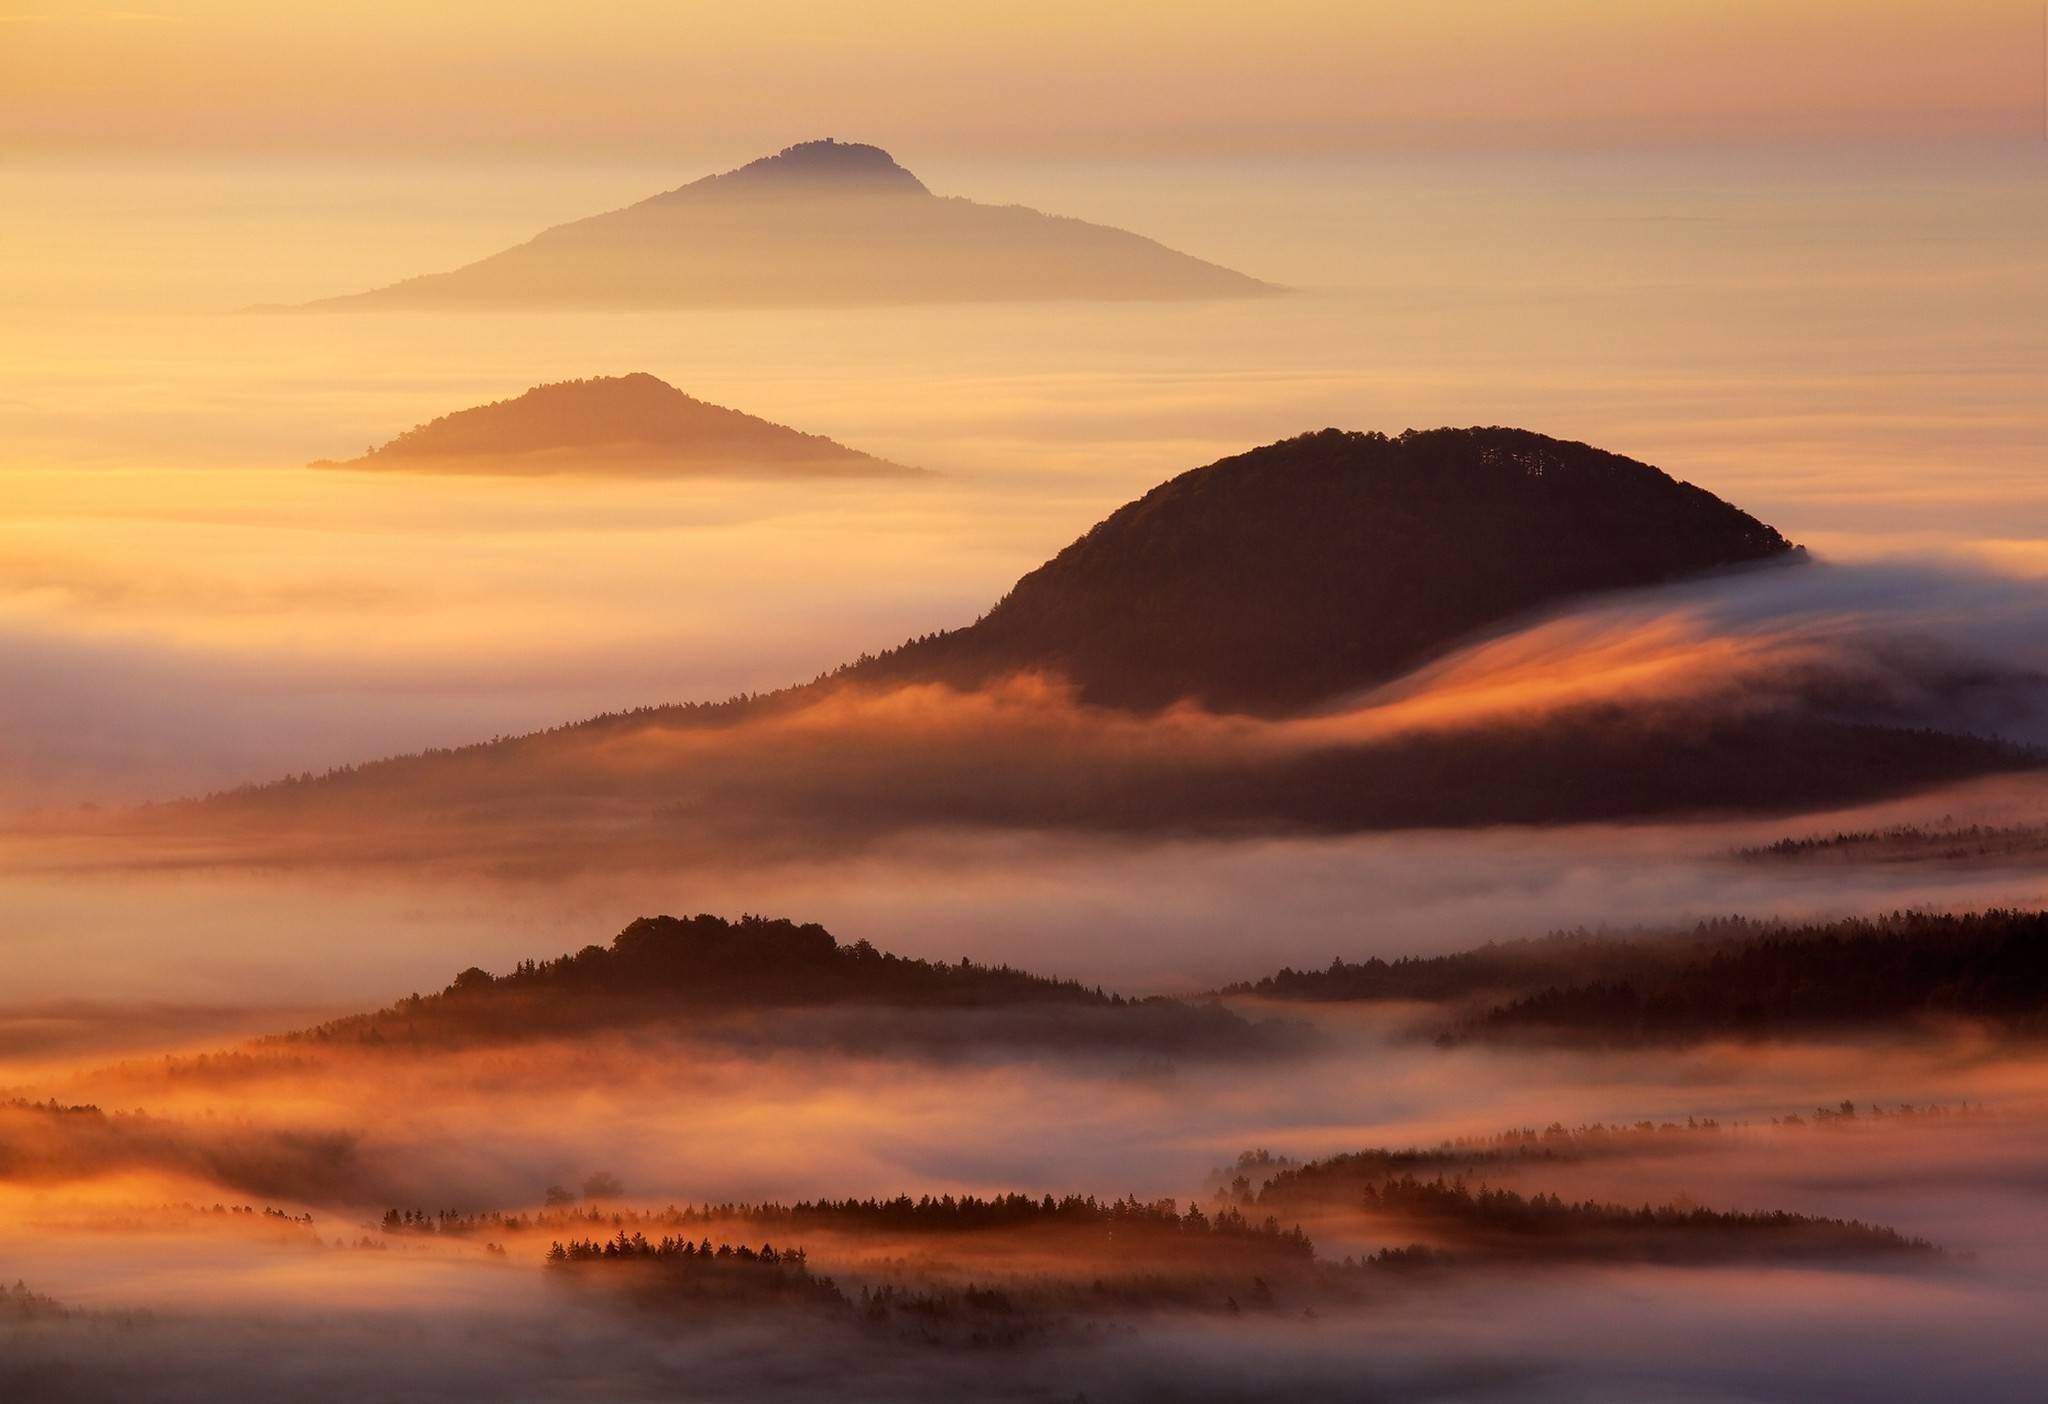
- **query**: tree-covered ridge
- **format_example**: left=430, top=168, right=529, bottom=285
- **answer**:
left=1218, top=919, right=1766, bottom=1004
left=1230, top=1119, right=1732, bottom=1208
left=283, top=913, right=1260, bottom=1049
left=392, top=1192, right=1312, bottom=1259
left=546, top=1234, right=850, bottom=1313
left=1462, top=909, right=2048, bottom=1044
left=1738, top=821, right=2048, bottom=866
left=853, top=426, right=1796, bottom=714
left=544, top=1225, right=1316, bottom=1343
left=1225, top=1102, right=1974, bottom=1208
left=1224, top=910, right=2048, bottom=1044
left=1347, top=1177, right=1937, bottom=1264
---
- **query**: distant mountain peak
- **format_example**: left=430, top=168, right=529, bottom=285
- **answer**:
left=304, top=140, right=1274, bottom=308
left=684, top=138, right=931, bottom=198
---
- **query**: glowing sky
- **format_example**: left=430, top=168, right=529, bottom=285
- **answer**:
left=3, top=1, right=2040, bottom=157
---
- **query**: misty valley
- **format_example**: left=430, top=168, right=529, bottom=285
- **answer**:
left=5, top=23, right=2047, bottom=1401
left=8, top=895, right=2048, bottom=1400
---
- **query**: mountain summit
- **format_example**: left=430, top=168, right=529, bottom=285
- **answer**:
left=679, top=138, right=932, bottom=197
left=858, top=427, right=1797, bottom=712
left=306, top=140, right=1275, bottom=308
left=312, top=372, right=920, bottom=478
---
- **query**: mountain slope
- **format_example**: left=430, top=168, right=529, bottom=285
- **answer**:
left=308, top=139, right=1275, bottom=309
left=272, top=912, right=1276, bottom=1057
left=86, top=428, right=2034, bottom=865
left=856, top=427, right=1797, bottom=713
left=310, top=373, right=920, bottom=478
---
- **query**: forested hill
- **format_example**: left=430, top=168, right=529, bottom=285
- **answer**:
left=850, top=426, right=1797, bottom=713
left=281, top=913, right=1263, bottom=1050
left=1458, top=908, right=2048, bottom=1045
left=1226, top=910, right=2048, bottom=1045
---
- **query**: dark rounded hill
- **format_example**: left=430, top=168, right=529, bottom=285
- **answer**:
left=860, top=427, right=1796, bottom=714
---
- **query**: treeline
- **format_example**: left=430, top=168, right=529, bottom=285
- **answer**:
left=1460, top=909, right=2048, bottom=1045
left=1350, top=1176, right=1938, bottom=1265
left=547, top=1232, right=1320, bottom=1340
left=0, top=1096, right=359, bottom=1201
left=546, top=1233, right=848, bottom=1312
left=389, top=1192, right=1310, bottom=1258
left=1738, top=822, right=2048, bottom=865
left=1225, top=910, right=2048, bottom=1044
left=1216, top=923, right=1733, bottom=1004
left=2, top=1281, right=67, bottom=1322
left=1225, top=1103, right=1976, bottom=1209
left=1234, top=1118, right=1730, bottom=1209
left=288, top=913, right=1163, bottom=1046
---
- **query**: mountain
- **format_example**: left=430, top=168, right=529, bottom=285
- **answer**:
left=310, top=373, right=921, bottom=478
left=307, top=139, right=1275, bottom=309
left=104, top=428, right=2034, bottom=863
left=855, top=426, right=1798, bottom=713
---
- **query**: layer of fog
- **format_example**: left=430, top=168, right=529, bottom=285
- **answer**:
left=7, top=1264, right=2047, bottom=1404
left=3, top=768, right=2048, bottom=1011
left=13, top=1004, right=2048, bottom=1219
left=6, top=1022, right=2048, bottom=1401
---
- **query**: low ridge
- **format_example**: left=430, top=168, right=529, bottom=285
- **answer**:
left=312, top=373, right=922, bottom=478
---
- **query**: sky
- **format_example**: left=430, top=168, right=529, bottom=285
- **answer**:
left=2, top=1, right=2043, bottom=158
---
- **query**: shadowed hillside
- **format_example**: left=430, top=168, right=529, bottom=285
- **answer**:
left=1458, top=908, right=2048, bottom=1046
left=277, top=913, right=1276, bottom=1055
left=1229, top=909, right=2048, bottom=1045
left=310, top=373, right=920, bottom=478
left=307, top=139, right=1275, bottom=309
left=853, top=426, right=1798, bottom=712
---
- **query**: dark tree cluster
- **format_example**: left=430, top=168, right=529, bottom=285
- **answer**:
left=2, top=1281, right=67, bottom=1322
left=1235, top=1118, right=1731, bottom=1210
left=1461, top=908, right=2048, bottom=1044
left=545, top=1232, right=847, bottom=1312
left=388, top=1193, right=1310, bottom=1258
left=1216, top=925, right=1709, bottom=1004
left=285, top=913, right=1174, bottom=1047
left=1349, top=1176, right=1938, bottom=1265
left=1738, top=821, right=2048, bottom=865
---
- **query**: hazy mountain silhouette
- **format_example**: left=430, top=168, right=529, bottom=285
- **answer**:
left=306, top=139, right=1275, bottom=309
left=310, top=373, right=920, bottom=478
left=856, top=427, right=1796, bottom=712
